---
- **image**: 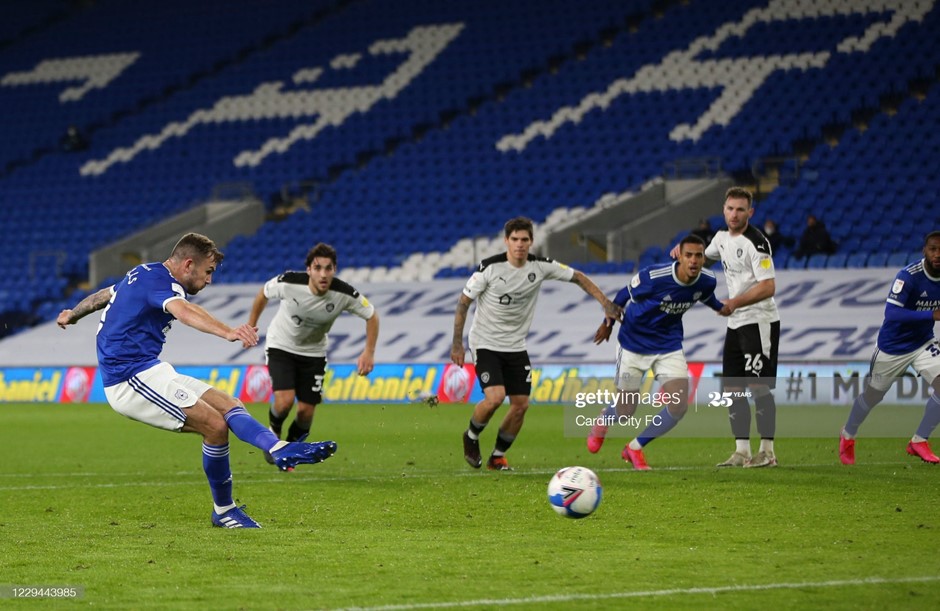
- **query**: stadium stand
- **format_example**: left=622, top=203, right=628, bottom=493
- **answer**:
left=1, top=0, right=939, bottom=336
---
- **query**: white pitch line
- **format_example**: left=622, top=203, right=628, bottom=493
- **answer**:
left=0, top=461, right=915, bottom=491
left=333, top=575, right=940, bottom=611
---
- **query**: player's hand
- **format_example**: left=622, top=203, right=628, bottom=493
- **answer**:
left=593, top=319, right=614, bottom=344
left=719, top=301, right=734, bottom=317
left=451, top=342, right=465, bottom=367
left=228, top=324, right=259, bottom=348
left=668, top=243, right=681, bottom=259
left=357, top=351, right=375, bottom=376
left=56, top=309, right=73, bottom=329
left=603, top=300, right=623, bottom=322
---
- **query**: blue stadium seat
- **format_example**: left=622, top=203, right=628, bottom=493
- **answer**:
left=866, top=253, right=889, bottom=268
left=806, top=254, right=828, bottom=269
left=826, top=253, right=848, bottom=268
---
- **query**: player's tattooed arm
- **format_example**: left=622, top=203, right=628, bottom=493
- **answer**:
left=451, top=294, right=472, bottom=366
left=571, top=270, right=623, bottom=321
left=57, top=287, right=113, bottom=328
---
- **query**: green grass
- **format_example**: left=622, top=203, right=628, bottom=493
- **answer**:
left=1, top=402, right=939, bottom=610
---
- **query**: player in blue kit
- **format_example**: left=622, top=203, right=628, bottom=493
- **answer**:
left=57, top=233, right=337, bottom=528
left=588, top=235, right=724, bottom=469
left=839, top=231, right=940, bottom=465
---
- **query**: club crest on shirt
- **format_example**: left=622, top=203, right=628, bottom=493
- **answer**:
left=527, top=273, right=536, bottom=282
left=736, top=248, right=743, bottom=257
left=175, top=389, right=189, bottom=402
left=892, top=279, right=905, bottom=294
left=326, top=303, right=335, bottom=312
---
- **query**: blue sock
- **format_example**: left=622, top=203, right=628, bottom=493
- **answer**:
left=636, top=408, right=680, bottom=447
left=224, top=406, right=279, bottom=451
left=844, top=394, right=873, bottom=437
left=202, top=443, right=233, bottom=509
left=915, top=394, right=940, bottom=440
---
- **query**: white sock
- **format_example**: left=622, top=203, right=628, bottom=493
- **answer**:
left=912, top=434, right=927, bottom=443
left=760, top=439, right=774, bottom=454
left=467, top=430, right=479, bottom=441
left=841, top=429, right=854, bottom=440
left=214, top=502, right=236, bottom=514
left=735, top=439, right=751, bottom=456
left=628, top=439, right=642, bottom=451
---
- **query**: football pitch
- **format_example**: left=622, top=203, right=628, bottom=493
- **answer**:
left=1, top=401, right=939, bottom=610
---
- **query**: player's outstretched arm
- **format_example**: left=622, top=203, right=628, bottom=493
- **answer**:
left=57, top=286, right=113, bottom=328
left=246, top=285, right=269, bottom=328
left=451, top=294, right=472, bottom=366
left=570, top=270, right=623, bottom=321
left=357, top=311, right=379, bottom=375
left=166, top=299, right=259, bottom=348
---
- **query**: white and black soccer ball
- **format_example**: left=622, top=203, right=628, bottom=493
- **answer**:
left=547, top=466, right=602, bottom=519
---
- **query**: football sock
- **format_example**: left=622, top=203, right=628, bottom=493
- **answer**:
left=287, top=420, right=311, bottom=442
left=636, top=408, right=679, bottom=447
left=728, top=396, right=751, bottom=439
left=494, top=429, right=516, bottom=455
left=467, top=418, right=485, bottom=441
left=754, top=392, right=777, bottom=439
left=735, top=438, right=751, bottom=455
left=224, top=406, right=279, bottom=451
left=269, top=408, right=288, bottom=438
left=843, top=394, right=873, bottom=438
left=759, top=438, right=775, bottom=454
left=915, top=394, right=940, bottom=440
left=628, top=439, right=643, bottom=451
left=202, top=442, right=234, bottom=511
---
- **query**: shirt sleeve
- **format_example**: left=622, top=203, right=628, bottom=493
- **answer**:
left=540, top=259, right=576, bottom=282
left=704, top=234, right=721, bottom=261
left=750, top=244, right=776, bottom=282
left=262, top=276, right=283, bottom=300
left=626, top=271, right=651, bottom=301
left=345, top=291, right=376, bottom=320
left=462, top=268, right=488, bottom=301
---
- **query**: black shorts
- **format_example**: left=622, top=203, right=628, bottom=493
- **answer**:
left=265, top=348, right=327, bottom=405
left=722, top=320, right=780, bottom=388
left=473, top=349, right=532, bottom=396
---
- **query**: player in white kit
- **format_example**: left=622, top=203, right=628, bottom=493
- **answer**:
left=451, top=217, right=622, bottom=470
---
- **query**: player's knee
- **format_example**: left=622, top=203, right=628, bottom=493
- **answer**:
left=668, top=403, right=688, bottom=419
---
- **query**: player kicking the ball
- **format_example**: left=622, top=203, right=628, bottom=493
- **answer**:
left=588, top=235, right=724, bottom=469
left=452, top=217, right=622, bottom=471
left=58, top=233, right=336, bottom=529
left=839, top=231, right=940, bottom=465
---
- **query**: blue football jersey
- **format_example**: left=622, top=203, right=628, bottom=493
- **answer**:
left=614, top=262, right=722, bottom=354
left=877, top=260, right=940, bottom=355
left=96, top=262, right=187, bottom=386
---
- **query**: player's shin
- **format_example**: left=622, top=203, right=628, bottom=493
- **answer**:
left=223, top=406, right=280, bottom=451
left=914, top=393, right=940, bottom=441
left=203, top=442, right=235, bottom=513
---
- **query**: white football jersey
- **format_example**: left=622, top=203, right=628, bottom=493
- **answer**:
left=705, top=224, right=780, bottom=329
left=463, top=253, right=575, bottom=352
left=262, top=272, right=374, bottom=357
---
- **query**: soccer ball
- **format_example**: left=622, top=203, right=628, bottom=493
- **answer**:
left=547, top=466, right=602, bottom=519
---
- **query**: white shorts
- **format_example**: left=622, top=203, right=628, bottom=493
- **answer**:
left=104, top=362, right=212, bottom=431
left=615, top=347, right=688, bottom=391
left=869, top=339, right=940, bottom=392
